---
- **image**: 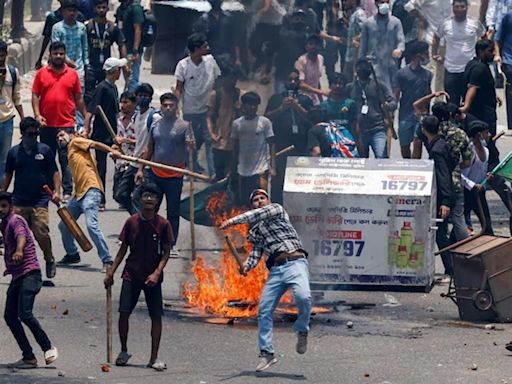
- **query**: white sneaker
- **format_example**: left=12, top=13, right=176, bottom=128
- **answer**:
left=255, top=353, right=277, bottom=372
left=44, top=346, right=58, bottom=365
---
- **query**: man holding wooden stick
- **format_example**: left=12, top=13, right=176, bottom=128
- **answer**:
left=55, top=129, right=121, bottom=271
left=220, top=189, right=311, bottom=372
left=83, top=57, right=127, bottom=209
left=104, top=183, right=173, bottom=371
left=135, top=92, right=195, bottom=242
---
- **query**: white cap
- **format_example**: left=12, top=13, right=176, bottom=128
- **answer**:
left=103, top=57, right=128, bottom=72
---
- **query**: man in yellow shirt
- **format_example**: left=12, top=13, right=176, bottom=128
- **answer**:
left=55, top=129, right=120, bottom=271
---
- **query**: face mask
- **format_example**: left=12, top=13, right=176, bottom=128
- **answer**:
left=161, top=109, right=174, bottom=118
left=378, top=3, right=390, bottom=15
left=357, top=68, right=371, bottom=80
left=136, top=96, right=151, bottom=108
left=22, top=136, right=37, bottom=148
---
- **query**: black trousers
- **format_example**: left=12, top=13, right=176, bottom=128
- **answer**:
left=113, top=165, right=137, bottom=214
left=95, top=149, right=108, bottom=205
left=503, top=64, right=512, bottom=130
left=4, top=271, right=52, bottom=360
left=435, top=215, right=453, bottom=276
left=464, top=188, right=494, bottom=235
left=212, top=148, right=232, bottom=181
left=249, top=23, right=281, bottom=74
left=444, top=70, right=466, bottom=107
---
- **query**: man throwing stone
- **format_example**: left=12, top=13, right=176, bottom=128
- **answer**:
left=220, top=189, right=311, bottom=372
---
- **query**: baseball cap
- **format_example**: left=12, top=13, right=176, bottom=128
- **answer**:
left=61, top=0, right=79, bottom=9
left=103, top=57, right=128, bottom=72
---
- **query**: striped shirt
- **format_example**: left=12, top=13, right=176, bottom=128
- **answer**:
left=228, top=203, right=304, bottom=271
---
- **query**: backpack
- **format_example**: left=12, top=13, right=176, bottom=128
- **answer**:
left=146, top=107, right=158, bottom=131
left=320, top=121, right=359, bottom=158
left=116, top=2, right=157, bottom=48
left=8, top=65, right=16, bottom=98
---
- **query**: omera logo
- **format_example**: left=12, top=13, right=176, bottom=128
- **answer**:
left=387, top=197, right=424, bottom=205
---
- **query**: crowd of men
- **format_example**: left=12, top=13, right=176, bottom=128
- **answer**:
left=3, top=0, right=512, bottom=373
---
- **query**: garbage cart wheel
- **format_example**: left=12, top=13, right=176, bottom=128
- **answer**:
left=472, top=290, right=493, bottom=311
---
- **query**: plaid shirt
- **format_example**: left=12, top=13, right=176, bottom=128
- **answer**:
left=51, top=20, right=89, bottom=74
left=228, top=203, right=304, bottom=271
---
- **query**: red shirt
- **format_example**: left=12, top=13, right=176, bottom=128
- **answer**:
left=119, top=213, right=174, bottom=282
left=32, top=65, right=81, bottom=128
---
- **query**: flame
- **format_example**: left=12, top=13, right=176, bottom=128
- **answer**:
left=183, top=191, right=293, bottom=318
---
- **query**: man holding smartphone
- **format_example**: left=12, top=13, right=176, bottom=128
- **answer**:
left=0, top=40, right=24, bottom=183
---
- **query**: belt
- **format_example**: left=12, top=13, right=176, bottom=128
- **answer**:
left=273, top=252, right=306, bottom=267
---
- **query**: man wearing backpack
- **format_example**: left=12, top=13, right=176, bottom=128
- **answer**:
left=85, top=0, right=127, bottom=104
left=0, top=41, right=24, bottom=182
left=116, top=0, right=144, bottom=92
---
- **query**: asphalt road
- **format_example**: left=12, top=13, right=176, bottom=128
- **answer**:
left=2, top=45, right=512, bottom=383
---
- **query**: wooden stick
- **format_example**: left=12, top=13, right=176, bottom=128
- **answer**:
left=189, top=140, right=196, bottom=261
left=116, top=154, right=211, bottom=181
left=493, top=131, right=505, bottom=142
left=96, top=105, right=117, bottom=142
left=106, top=285, right=112, bottom=364
left=225, top=235, right=245, bottom=274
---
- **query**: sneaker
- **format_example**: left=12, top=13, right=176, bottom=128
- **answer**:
left=46, top=260, right=56, bottom=279
left=102, top=262, right=112, bottom=273
left=57, top=253, right=81, bottom=265
left=255, top=352, right=277, bottom=372
left=296, top=332, right=308, bottom=354
left=99, top=203, right=106, bottom=212
left=7, top=358, right=37, bottom=369
left=44, top=346, right=58, bottom=365
left=506, top=342, right=512, bottom=352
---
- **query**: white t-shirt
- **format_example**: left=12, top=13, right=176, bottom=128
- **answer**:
left=174, top=55, right=221, bottom=114
left=437, top=17, right=485, bottom=73
left=231, top=115, right=274, bottom=177
left=461, top=142, right=489, bottom=190
left=133, top=108, right=152, bottom=159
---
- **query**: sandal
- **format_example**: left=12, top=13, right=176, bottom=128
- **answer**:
left=147, top=359, right=167, bottom=371
left=115, top=351, right=132, bottom=366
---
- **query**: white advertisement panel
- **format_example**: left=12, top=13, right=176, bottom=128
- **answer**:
left=284, top=157, right=436, bottom=291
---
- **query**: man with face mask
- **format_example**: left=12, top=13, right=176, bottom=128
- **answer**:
left=393, top=40, right=432, bottom=159
left=1, top=118, right=61, bottom=279
left=135, top=93, right=195, bottom=242
left=359, top=0, right=405, bottom=91
left=346, top=59, right=397, bottom=158
left=265, top=69, right=313, bottom=203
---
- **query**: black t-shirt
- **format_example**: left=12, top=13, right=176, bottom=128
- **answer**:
left=5, top=143, right=58, bottom=207
left=464, top=58, right=497, bottom=122
left=307, top=124, right=331, bottom=157
left=115, top=1, right=145, bottom=54
left=87, top=80, right=119, bottom=143
left=265, top=92, right=313, bottom=154
left=86, top=20, right=125, bottom=71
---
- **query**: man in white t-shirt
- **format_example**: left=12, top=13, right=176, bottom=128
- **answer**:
left=432, top=0, right=485, bottom=106
left=231, top=91, right=276, bottom=205
left=175, top=33, right=221, bottom=178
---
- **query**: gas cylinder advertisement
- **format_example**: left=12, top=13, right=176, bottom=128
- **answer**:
left=283, top=157, right=437, bottom=291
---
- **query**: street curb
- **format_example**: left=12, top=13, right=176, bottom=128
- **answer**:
left=7, top=31, right=44, bottom=76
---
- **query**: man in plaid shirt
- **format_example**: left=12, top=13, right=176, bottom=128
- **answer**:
left=220, top=189, right=311, bottom=372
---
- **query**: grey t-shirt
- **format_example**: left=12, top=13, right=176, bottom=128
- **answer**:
left=150, top=116, right=194, bottom=167
left=231, top=115, right=274, bottom=177
left=393, top=64, right=432, bottom=120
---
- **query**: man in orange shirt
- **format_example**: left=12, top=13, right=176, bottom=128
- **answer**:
left=32, top=41, right=87, bottom=201
left=55, top=129, right=120, bottom=271
left=135, top=93, right=194, bottom=242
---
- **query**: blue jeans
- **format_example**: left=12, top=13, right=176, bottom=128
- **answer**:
left=258, top=258, right=311, bottom=354
left=58, top=188, right=111, bottom=263
left=363, top=130, right=388, bottom=159
left=127, top=54, right=141, bottom=92
left=183, top=113, right=214, bottom=177
left=0, top=117, right=13, bottom=181
left=146, top=170, right=183, bottom=243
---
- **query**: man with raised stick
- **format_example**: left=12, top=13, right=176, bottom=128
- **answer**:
left=220, top=188, right=311, bottom=372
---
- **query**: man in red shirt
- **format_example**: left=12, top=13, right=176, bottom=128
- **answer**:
left=32, top=41, right=87, bottom=201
